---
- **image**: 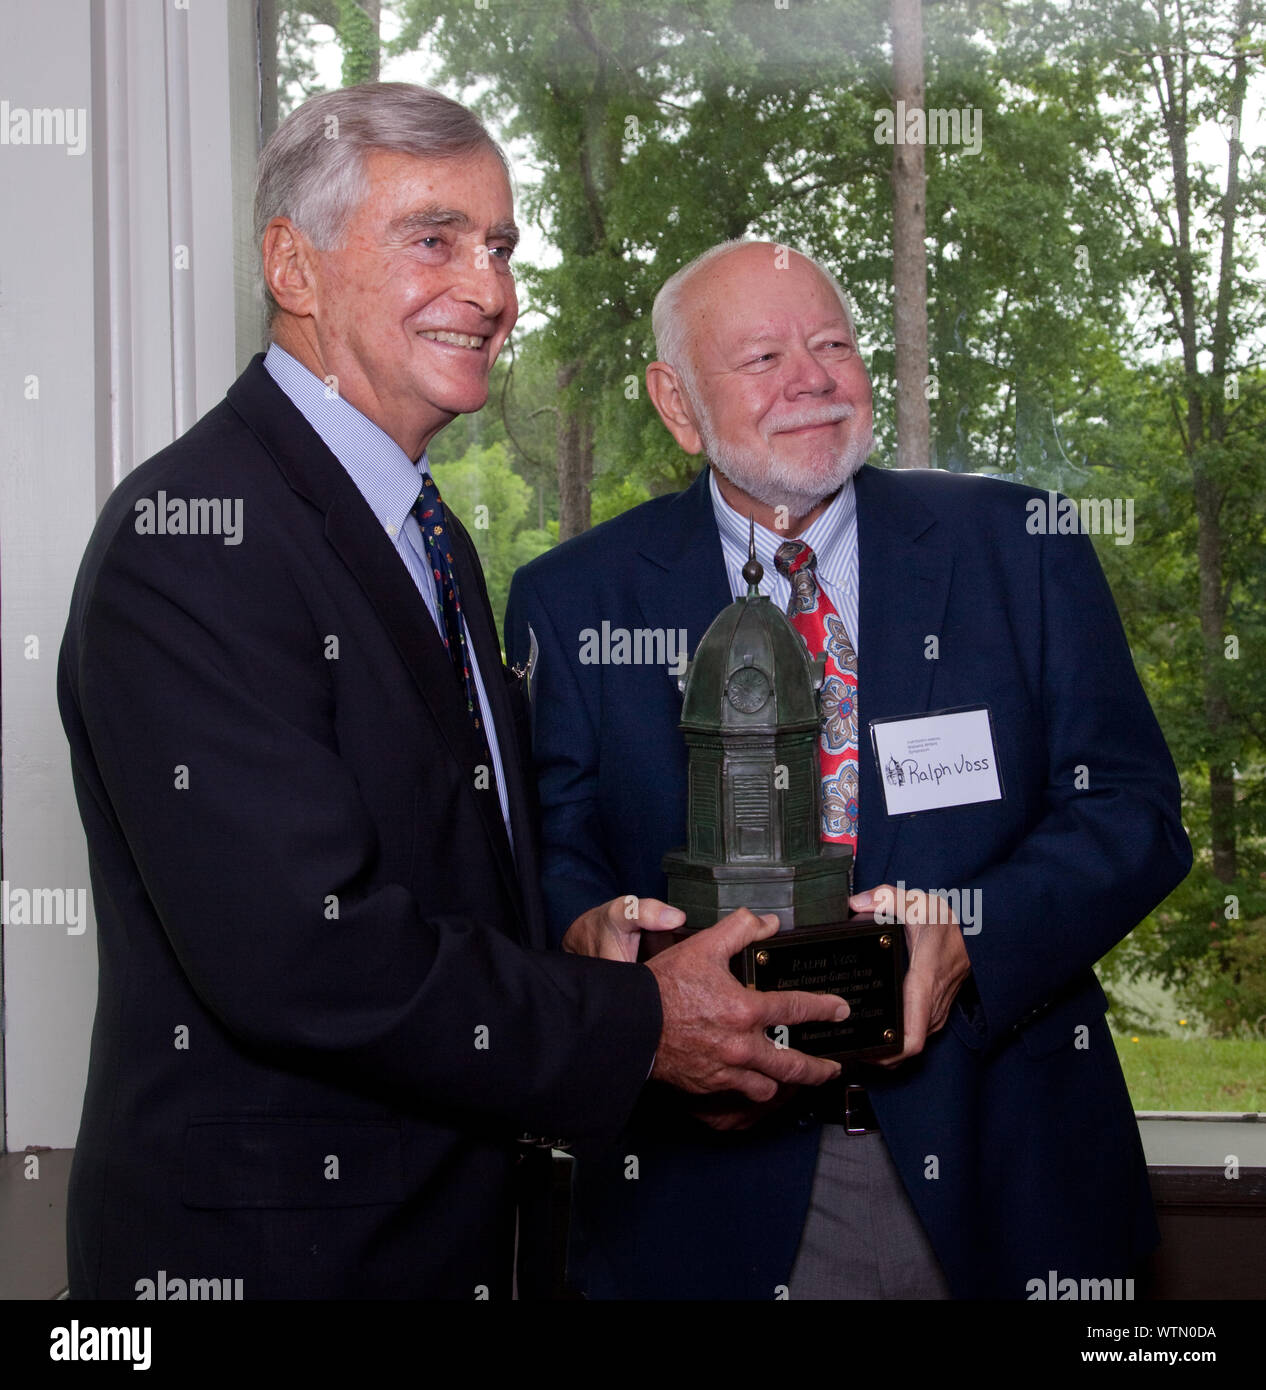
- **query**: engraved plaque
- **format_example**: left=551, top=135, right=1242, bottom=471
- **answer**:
left=732, top=914, right=904, bottom=1062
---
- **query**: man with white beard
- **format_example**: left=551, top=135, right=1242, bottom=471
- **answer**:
left=506, top=239, right=1188, bottom=1299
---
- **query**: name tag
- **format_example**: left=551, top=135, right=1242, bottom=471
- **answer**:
left=869, top=706, right=1003, bottom=816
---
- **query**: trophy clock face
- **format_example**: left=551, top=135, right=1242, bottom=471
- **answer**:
left=726, top=665, right=771, bottom=714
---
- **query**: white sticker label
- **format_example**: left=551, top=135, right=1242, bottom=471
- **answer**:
left=871, top=707, right=1003, bottom=816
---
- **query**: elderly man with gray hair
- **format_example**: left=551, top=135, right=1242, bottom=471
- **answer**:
left=57, top=84, right=847, bottom=1300
left=507, top=238, right=1189, bottom=1299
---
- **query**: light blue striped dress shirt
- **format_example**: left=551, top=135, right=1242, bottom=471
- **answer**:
left=708, top=468, right=860, bottom=651
left=263, top=342, right=513, bottom=845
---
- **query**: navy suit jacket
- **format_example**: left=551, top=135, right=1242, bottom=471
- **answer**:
left=58, top=355, right=661, bottom=1299
left=506, top=463, right=1191, bottom=1299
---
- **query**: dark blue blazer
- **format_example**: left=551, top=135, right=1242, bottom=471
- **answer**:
left=57, top=356, right=661, bottom=1299
left=506, top=463, right=1191, bottom=1299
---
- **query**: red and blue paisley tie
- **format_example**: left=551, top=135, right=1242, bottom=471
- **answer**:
left=774, top=539, right=859, bottom=852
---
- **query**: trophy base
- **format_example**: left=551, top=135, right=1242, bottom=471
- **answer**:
left=662, top=846, right=853, bottom=931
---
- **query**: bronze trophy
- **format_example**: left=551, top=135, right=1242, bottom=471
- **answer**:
left=653, top=532, right=904, bottom=1063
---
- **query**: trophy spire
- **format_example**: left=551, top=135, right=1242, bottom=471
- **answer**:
left=742, top=514, right=763, bottom=596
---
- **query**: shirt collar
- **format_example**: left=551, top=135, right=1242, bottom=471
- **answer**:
left=263, top=341, right=428, bottom=534
left=708, top=466, right=858, bottom=586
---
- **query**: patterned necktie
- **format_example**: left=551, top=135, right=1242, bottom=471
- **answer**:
left=774, top=540, right=859, bottom=851
left=411, top=473, right=493, bottom=768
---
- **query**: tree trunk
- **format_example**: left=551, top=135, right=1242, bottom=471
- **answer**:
left=335, top=0, right=380, bottom=86
left=556, top=362, right=593, bottom=541
left=355, top=0, right=381, bottom=84
left=259, top=0, right=280, bottom=142
left=890, top=0, right=931, bottom=469
left=1195, top=4, right=1249, bottom=886
left=1155, top=3, right=1251, bottom=885
left=1194, top=473, right=1236, bottom=882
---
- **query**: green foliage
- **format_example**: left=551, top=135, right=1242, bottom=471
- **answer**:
left=1185, top=918, right=1266, bottom=1039
left=393, top=0, right=890, bottom=482
left=335, top=0, right=379, bottom=87
left=1112, top=1033, right=1266, bottom=1110
left=276, top=1, right=326, bottom=115
left=1080, top=357, right=1266, bottom=1026
left=275, top=1, right=383, bottom=113
left=426, top=345, right=562, bottom=535
left=309, top=0, right=1266, bottom=1034
left=1103, top=866, right=1266, bottom=1032
left=591, top=470, right=652, bottom=526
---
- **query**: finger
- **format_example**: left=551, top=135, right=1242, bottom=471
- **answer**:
left=752, top=1044, right=842, bottom=1088
left=883, top=972, right=932, bottom=1064
left=591, top=914, right=641, bottom=963
left=851, top=883, right=895, bottom=918
left=718, top=1032, right=842, bottom=1087
left=753, top=988, right=849, bottom=1027
left=872, top=954, right=938, bottom=1066
left=875, top=1035, right=921, bottom=1068
left=714, top=1067, right=780, bottom=1104
left=904, top=993, right=931, bottom=1056
left=602, top=895, right=644, bottom=935
left=697, top=907, right=779, bottom=959
left=610, top=934, right=643, bottom=964
left=633, top=898, right=688, bottom=932
left=562, top=909, right=605, bottom=956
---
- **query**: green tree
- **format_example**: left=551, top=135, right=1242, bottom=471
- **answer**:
left=393, top=0, right=889, bottom=530
left=261, top=0, right=385, bottom=135
left=1082, top=357, right=1266, bottom=1030
left=989, top=0, right=1266, bottom=891
left=264, top=0, right=1266, bottom=1032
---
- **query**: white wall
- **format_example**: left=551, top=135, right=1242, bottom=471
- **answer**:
left=1, top=0, right=254, bottom=1149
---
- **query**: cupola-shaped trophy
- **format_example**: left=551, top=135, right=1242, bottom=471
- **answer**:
left=659, top=523, right=904, bottom=1062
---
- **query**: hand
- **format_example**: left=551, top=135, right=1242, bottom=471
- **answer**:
left=563, top=896, right=686, bottom=963
left=851, top=884, right=972, bottom=1067
left=646, top=909, right=848, bottom=1102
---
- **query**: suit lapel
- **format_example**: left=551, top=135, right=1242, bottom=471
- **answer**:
left=635, top=467, right=733, bottom=665
left=226, top=357, right=524, bottom=926
left=854, top=465, right=954, bottom=890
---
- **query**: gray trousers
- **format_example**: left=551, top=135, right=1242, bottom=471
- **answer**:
left=787, top=1127, right=952, bottom=1300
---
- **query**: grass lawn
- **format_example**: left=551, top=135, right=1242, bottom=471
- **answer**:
left=1112, top=1033, right=1266, bottom=1111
